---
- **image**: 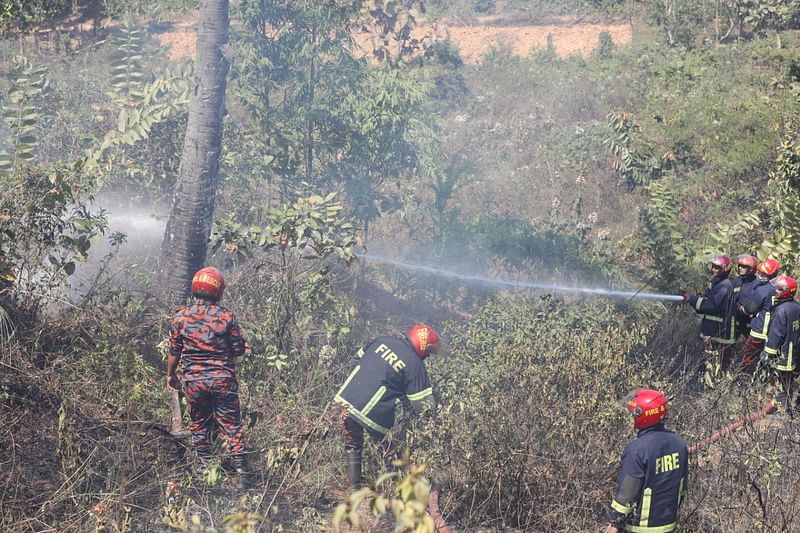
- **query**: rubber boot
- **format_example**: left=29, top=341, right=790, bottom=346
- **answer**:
left=235, top=456, right=251, bottom=490
left=346, top=452, right=363, bottom=491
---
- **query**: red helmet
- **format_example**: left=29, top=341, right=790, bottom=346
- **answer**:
left=191, top=267, right=225, bottom=301
left=757, top=258, right=781, bottom=279
left=771, top=275, right=798, bottom=300
left=708, top=255, right=732, bottom=276
left=736, top=254, right=758, bottom=274
left=625, top=389, right=668, bottom=430
left=407, top=324, right=441, bottom=358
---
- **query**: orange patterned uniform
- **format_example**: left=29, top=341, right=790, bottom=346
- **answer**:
left=169, top=299, right=247, bottom=456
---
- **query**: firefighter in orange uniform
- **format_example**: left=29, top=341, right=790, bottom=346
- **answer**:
left=167, top=267, right=250, bottom=488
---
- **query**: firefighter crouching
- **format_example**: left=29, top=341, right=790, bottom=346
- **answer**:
left=684, top=255, right=736, bottom=369
left=166, top=267, right=251, bottom=489
left=760, top=275, right=800, bottom=414
left=606, top=389, right=689, bottom=533
left=740, top=258, right=781, bottom=370
left=333, top=324, right=441, bottom=490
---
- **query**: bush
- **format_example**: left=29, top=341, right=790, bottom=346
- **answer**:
left=420, top=298, right=666, bottom=528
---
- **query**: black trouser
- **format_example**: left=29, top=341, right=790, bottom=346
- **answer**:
left=343, top=416, right=385, bottom=455
left=342, top=416, right=394, bottom=489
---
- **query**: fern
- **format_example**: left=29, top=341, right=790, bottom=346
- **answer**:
left=108, top=22, right=146, bottom=104
left=759, top=129, right=800, bottom=264
left=640, top=181, right=690, bottom=288
left=0, top=56, right=49, bottom=176
left=704, top=211, right=762, bottom=259
left=605, top=113, right=688, bottom=286
left=605, top=112, right=671, bottom=190
left=86, top=64, right=193, bottom=173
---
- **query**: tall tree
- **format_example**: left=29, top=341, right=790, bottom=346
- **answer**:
left=158, top=0, right=230, bottom=300
left=229, top=0, right=438, bottom=233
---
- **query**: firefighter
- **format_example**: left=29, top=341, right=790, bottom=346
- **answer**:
left=685, top=255, right=736, bottom=368
left=740, top=258, right=781, bottom=371
left=166, top=267, right=251, bottom=488
left=606, top=389, right=689, bottom=533
left=760, top=275, right=800, bottom=414
left=732, top=254, right=759, bottom=339
left=333, top=324, right=441, bottom=490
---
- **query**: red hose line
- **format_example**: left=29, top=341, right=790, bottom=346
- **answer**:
left=687, top=400, right=776, bottom=455
left=429, top=487, right=451, bottom=533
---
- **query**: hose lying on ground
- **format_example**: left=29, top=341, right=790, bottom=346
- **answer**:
left=687, top=399, right=776, bottom=455
left=428, top=486, right=451, bottom=533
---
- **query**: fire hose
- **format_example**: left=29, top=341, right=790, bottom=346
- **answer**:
left=427, top=399, right=778, bottom=533
left=429, top=486, right=451, bottom=533
left=687, top=399, right=776, bottom=455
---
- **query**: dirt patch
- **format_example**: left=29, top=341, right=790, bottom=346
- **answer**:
left=159, top=30, right=196, bottom=61
left=441, top=20, right=631, bottom=62
left=157, top=17, right=631, bottom=63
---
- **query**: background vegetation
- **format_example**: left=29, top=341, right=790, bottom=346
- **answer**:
left=2, top=0, right=800, bottom=531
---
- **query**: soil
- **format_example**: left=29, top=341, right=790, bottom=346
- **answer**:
left=430, top=18, right=631, bottom=62
left=157, top=16, right=632, bottom=63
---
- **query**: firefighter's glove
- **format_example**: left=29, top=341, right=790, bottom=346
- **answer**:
left=681, top=292, right=689, bottom=304
left=759, top=351, right=769, bottom=364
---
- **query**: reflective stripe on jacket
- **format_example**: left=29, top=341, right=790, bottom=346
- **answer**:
left=334, top=336, right=433, bottom=435
left=746, top=281, right=777, bottom=340
left=689, top=277, right=735, bottom=344
left=764, top=298, right=800, bottom=372
left=609, top=424, right=688, bottom=533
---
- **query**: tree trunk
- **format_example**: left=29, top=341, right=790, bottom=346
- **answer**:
left=158, top=0, right=230, bottom=302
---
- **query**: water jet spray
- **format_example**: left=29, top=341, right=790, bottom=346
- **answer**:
left=357, top=253, right=684, bottom=302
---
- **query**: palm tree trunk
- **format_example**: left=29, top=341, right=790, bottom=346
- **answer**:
left=158, top=0, right=230, bottom=302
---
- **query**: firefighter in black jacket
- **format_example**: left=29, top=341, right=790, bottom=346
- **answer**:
left=760, top=275, right=800, bottom=413
left=741, top=258, right=781, bottom=369
left=606, top=389, right=689, bottom=533
left=685, top=255, right=736, bottom=369
left=732, top=255, right=759, bottom=338
left=334, top=324, right=441, bottom=490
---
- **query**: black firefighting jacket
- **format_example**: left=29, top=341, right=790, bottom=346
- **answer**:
left=609, top=424, right=689, bottom=533
left=688, top=276, right=735, bottom=344
left=764, top=297, right=800, bottom=372
left=744, top=280, right=777, bottom=340
left=334, top=336, right=434, bottom=435
left=733, top=274, right=758, bottom=334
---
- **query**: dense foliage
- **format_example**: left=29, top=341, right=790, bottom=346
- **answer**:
left=3, top=1, right=800, bottom=532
